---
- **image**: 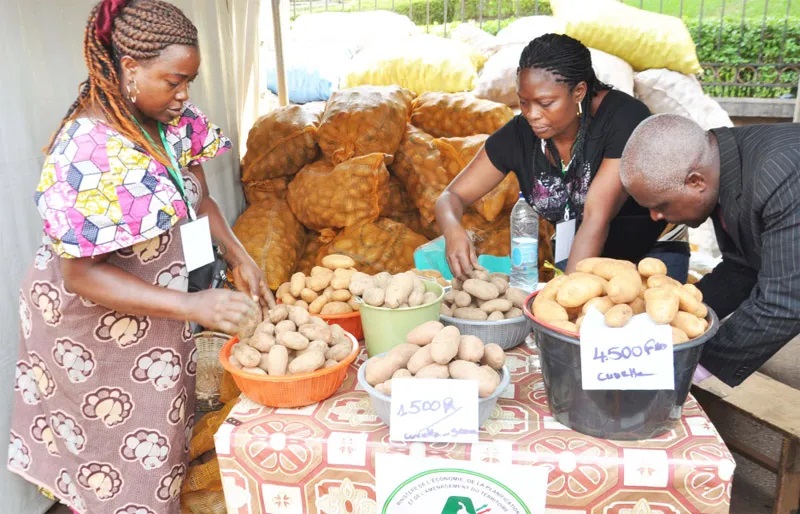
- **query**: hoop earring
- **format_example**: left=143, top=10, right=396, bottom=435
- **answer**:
left=126, top=78, right=140, bottom=104
left=577, top=101, right=583, bottom=117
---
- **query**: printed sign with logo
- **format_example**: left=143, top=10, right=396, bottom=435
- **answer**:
left=580, top=307, right=675, bottom=390
left=376, top=453, right=548, bottom=514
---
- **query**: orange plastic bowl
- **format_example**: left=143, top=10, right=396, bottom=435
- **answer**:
left=219, top=332, right=360, bottom=408
left=320, top=309, right=363, bottom=341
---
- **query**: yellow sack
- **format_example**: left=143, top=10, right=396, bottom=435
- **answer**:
left=390, top=126, right=456, bottom=225
left=343, top=34, right=482, bottom=94
left=232, top=200, right=306, bottom=291
left=287, top=154, right=390, bottom=231
left=322, top=218, right=428, bottom=274
left=411, top=92, right=513, bottom=138
left=317, top=86, right=414, bottom=165
left=295, top=232, right=327, bottom=275
left=241, top=104, right=320, bottom=182
left=242, top=176, right=288, bottom=206
left=551, top=0, right=701, bottom=75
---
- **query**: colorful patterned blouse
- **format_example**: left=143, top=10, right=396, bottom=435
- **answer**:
left=33, top=102, right=232, bottom=259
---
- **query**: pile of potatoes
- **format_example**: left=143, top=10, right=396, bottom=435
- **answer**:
left=354, top=270, right=441, bottom=309
left=275, top=254, right=361, bottom=315
left=229, top=303, right=355, bottom=376
left=532, top=257, right=709, bottom=344
left=364, top=321, right=506, bottom=398
left=439, top=269, right=527, bottom=321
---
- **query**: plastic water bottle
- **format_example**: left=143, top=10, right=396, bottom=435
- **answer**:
left=510, top=192, right=539, bottom=292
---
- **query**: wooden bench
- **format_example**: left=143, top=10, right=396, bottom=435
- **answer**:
left=693, top=372, right=800, bottom=514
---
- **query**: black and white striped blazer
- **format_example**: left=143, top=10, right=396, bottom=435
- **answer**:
left=697, top=124, right=800, bottom=386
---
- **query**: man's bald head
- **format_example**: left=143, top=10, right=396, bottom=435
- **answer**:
left=619, top=114, right=720, bottom=228
left=620, top=114, right=709, bottom=193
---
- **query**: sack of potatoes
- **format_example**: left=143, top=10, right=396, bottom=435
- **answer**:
left=228, top=303, right=355, bottom=377
left=531, top=257, right=710, bottom=344
left=275, top=254, right=362, bottom=315
left=439, top=269, right=527, bottom=321
left=363, top=321, right=506, bottom=398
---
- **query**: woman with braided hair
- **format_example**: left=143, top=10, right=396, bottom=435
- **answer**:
left=7, top=1, right=273, bottom=512
left=437, top=33, right=690, bottom=280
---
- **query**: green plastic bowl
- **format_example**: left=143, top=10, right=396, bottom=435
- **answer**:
left=359, top=280, right=445, bottom=357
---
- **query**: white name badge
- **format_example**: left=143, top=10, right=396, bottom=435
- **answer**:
left=555, top=218, right=577, bottom=262
left=180, top=216, right=215, bottom=272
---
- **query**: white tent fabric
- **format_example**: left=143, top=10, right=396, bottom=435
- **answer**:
left=0, top=1, right=259, bottom=511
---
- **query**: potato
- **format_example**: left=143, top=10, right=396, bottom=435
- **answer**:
left=672, top=311, right=706, bottom=339
left=440, top=303, right=453, bottom=316
left=505, top=307, right=523, bottom=319
left=406, top=320, right=444, bottom=346
left=477, top=365, right=502, bottom=398
left=365, top=353, right=405, bottom=386
left=258, top=352, right=270, bottom=370
left=321, top=301, right=352, bottom=315
left=330, top=276, right=350, bottom=291
left=388, top=343, right=422, bottom=368
left=448, top=359, right=481, bottom=380
left=443, top=290, right=457, bottom=303
left=311, top=316, right=329, bottom=328
left=307, top=273, right=333, bottom=292
left=575, top=257, right=606, bottom=274
left=242, top=367, right=267, bottom=376
left=647, top=275, right=682, bottom=289
left=362, top=287, right=386, bottom=307
left=489, top=276, right=509, bottom=295
left=308, top=294, right=330, bottom=314
left=682, top=283, right=703, bottom=302
left=469, top=268, right=491, bottom=281
left=289, top=350, right=325, bottom=374
left=289, top=272, right=306, bottom=298
left=556, top=274, right=605, bottom=308
left=480, top=298, right=513, bottom=313
left=267, top=345, right=289, bottom=376
left=393, top=368, right=413, bottom=379
left=321, top=254, right=356, bottom=270
left=275, top=282, right=291, bottom=301
left=582, top=296, right=614, bottom=315
left=277, top=331, right=310, bottom=351
left=454, top=291, right=472, bottom=308
left=606, top=271, right=641, bottom=304
left=407, top=278, right=426, bottom=307
left=374, top=382, right=389, bottom=395
left=463, top=279, right=500, bottom=301
left=481, top=343, right=505, bottom=370
left=644, top=287, right=680, bottom=325
left=670, top=285, right=704, bottom=317
left=325, top=341, right=353, bottom=361
left=453, top=307, right=488, bottom=320
left=288, top=306, right=312, bottom=327
left=430, top=326, right=461, bottom=364
left=548, top=320, right=578, bottom=334
left=311, top=265, right=332, bottom=277
left=330, top=323, right=349, bottom=344
left=348, top=273, right=376, bottom=296
left=422, top=291, right=438, bottom=305
left=236, top=301, right=261, bottom=339
left=605, top=304, right=633, bottom=328
left=275, top=319, right=296, bottom=335
left=280, top=293, right=297, bottom=305
left=295, top=300, right=309, bottom=310
left=592, top=259, right=636, bottom=280
left=269, top=304, right=290, bottom=324
left=347, top=298, right=361, bottom=312
left=457, top=335, right=485, bottom=362
left=537, top=275, right=569, bottom=301
left=228, top=354, right=242, bottom=369
left=334, top=267, right=356, bottom=279
left=488, top=311, right=505, bottom=321
left=415, top=363, right=450, bottom=379
left=325, top=359, right=339, bottom=368
left=299, top=324, right=332, bottom=344
left=628, top=296, right=646, bottom=315
left=255, top=321, right=275, bottom=336
left=532, top=299, right=569, bottom=322
left=374, top=271, right=393, bottom=290
left=300, top=288, right=318, bottom=303
left=385, top=272, right=415, bottom=308
left=637, top=257, right=668, bottom=277
left=249, top=332, right=275, bottom=353
left=406, top=345, right=434, bottom=374
left=297, top=340, right=328, bottom=357
left=331, top=289, right=351, bottom=302
left=575, top=315, right=584, bottom=331
left=233, top=344, right=261, bottom=368
left=672, top=326, right=690, bottom=345
left=504, top=287, right=528, bottom=308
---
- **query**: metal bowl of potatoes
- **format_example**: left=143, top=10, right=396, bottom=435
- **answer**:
left=439, top=314, right=529, bottom=351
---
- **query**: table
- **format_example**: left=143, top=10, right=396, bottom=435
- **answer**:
left=215, top=345, right=735, bottom=513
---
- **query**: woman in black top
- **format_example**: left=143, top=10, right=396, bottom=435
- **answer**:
left=436, top=34, right=689, bottom=280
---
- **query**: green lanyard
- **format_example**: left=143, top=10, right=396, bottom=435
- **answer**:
left=131, top=116, right=195, bottom=220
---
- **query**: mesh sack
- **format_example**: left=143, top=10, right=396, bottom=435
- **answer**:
left=410, top=92, right=513, bottom=138
left=242, top=177, right=288, bottom=206
left=322, top=217, right=428, bottom=274
left=219, top=371, right=240, bottom=404
left=241, top=104, right=321, bottom=181
left=295, top=232, right=328, bottom=275
left=181, top=489, right=226, bottom=514
left=189, top=399, right=237, bottom=461
left=390, top=125, right=456, bottom=225
left=232, top=200, right=305, bottom=290
left=317, top=85, right=414, bottom=165
left=287, top=153, right=390, bottom=231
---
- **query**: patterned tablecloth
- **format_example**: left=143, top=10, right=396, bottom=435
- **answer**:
left=215, top=344, right=735, bottom=514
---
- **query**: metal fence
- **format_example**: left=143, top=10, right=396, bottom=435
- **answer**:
left=288, top=0, right=799, bottom=98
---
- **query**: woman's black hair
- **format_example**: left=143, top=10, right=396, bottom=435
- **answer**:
left=517, top=33, right=611, bottom=175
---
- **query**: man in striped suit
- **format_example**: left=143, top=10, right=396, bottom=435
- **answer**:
left=619, top=114, right=800, bottom=387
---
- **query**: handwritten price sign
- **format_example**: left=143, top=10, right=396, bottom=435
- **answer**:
left=389, top=379, right=479, bottom=443
left=580, top=307, right=675, bottom=390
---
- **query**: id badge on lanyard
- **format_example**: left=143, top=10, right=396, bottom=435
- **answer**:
left=555, top=204, right=576, bottom=263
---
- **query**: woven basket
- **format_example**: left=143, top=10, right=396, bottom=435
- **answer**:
left=194, top=331, right=230, bottom=412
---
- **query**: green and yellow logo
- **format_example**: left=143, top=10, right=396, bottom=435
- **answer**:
left=441, top=496, right=491, bottom=514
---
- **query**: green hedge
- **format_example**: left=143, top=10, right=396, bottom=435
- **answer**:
left=406, top=0, right=550, bottom=26
left=687, top=17, right=799, bottom=98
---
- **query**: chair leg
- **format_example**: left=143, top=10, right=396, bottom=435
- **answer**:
left=774, top=438, right=800, bottom=514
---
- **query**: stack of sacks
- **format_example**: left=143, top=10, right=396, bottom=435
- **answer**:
left=236, top=87, right=557, bottom=288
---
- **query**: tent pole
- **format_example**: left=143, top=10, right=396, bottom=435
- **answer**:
left=271, top=0, right=289, bottom=106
